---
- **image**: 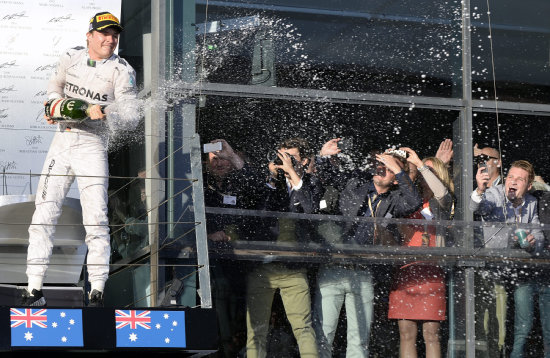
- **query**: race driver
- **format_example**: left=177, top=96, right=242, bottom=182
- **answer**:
left=21, top=11, right=139, bottom=307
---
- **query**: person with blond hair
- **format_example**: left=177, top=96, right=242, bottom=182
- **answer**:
left=388, top=148, right=455, bottom=358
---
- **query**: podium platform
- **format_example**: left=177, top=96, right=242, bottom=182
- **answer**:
left=0, top=195, right=87, bottom=285
left=0, top=196, right=218, bottom=356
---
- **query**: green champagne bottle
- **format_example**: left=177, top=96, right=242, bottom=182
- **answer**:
left=44, top=98, right=104, bottom=122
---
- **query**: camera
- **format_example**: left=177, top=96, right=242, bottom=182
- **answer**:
left=203, top=142, right=222, bottom=153
left=474, top=155, right=489, bottom=173
left=479, top=162, right=488, bottom=174
left=267, top=150, right=298, bottom=167
left=386, top=149, right=408, bottom=159
left=267, top=151, right=283, bottom=165
left=337, top=137, right=353, bottom=151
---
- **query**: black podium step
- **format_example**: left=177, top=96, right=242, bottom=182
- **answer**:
left=0, top=285, right=218, bottom=356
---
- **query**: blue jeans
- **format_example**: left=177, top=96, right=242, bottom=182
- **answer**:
left=313, top=266, right=374, bottom=358
left=510, top=281, right=550, bottom=358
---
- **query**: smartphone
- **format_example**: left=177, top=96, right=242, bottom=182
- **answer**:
left=203, top=142, right=222, bottom=153
left=479, top=163, right=488, bottom=174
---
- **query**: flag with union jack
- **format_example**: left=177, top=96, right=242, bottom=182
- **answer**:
left=115, top=310, right=186, bottom=348
left=10, top=308, right=84, bottom=347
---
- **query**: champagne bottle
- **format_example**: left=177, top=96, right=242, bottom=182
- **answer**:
left=44, top=98, right=104, bottom=122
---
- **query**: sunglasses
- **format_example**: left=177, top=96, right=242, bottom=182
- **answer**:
left=475, top=154, right=499, bottom=165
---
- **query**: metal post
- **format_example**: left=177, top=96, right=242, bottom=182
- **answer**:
left=461, top=0, right=476, bottom=357
left=147, top=0, right=167, bottom=307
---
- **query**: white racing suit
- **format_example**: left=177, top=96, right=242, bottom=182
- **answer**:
left=27, top=46, right=138, bottom=293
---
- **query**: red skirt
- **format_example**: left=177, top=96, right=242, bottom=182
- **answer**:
left=388, top=264, right=446, bottom=321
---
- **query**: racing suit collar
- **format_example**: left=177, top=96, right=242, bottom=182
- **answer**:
left=86, top=49, right=116, bottom=64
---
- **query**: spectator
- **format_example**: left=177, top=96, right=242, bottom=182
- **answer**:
left=408, top=138, right=454, bottom=183
left=108, top=168, right=149, bottom=258
left=436, top=138, right=454, bottom=167
left=245, top=137, right=321, bottom=358
left=473, top=144, right=502, bottom=188
left=312, top=138, right=422, bottom=358
left=531, top=174, right=550, bottom=192
left=107, top=189, right=128, bottom=261
left=510, top=185, right=550, bottom=357
left=470, top=160, right=545, bottom=357
left=203, top=139, right=266, bottom=358
left=388, top=149, right=455, bottom=358
left=472, top=144, right=506, bottom=356
left=123, top=169, right=149, bottom=255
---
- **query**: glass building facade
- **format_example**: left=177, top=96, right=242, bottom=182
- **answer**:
left=105, top=0, right=550, bottom=356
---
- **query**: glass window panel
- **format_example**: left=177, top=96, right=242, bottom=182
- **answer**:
left=107, top=0, right=150, bottom=266
left=198, top=96, right=457, bottom=166
left=199, top=95, right=467, bottom=355
left=471, top=0, right=550, bottom=104
left=196, top=0, right=462, bottom=96
left=472, top=112, right=550, bottom=181
left=472, top=219, right=550, bottom=357
left=471, top=112, right=550, bottom=356
left=205, top=209, right=472, bottom=356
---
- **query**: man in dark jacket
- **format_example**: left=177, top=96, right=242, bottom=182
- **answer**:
left=312, top=138, right=422, bottom=358
left=203, top=138, right=266, bottom=357
left=246, top=137, right=322, bottom=358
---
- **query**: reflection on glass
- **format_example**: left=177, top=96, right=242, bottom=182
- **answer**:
left=472, top=113, right=550, bottom=196
left=204, top=203, right=550, bottom=357
left=196, top=1, right=461, bottom=96
left=108, top=170, right=149, bottom=262
left=470, top=0, right=550, bottom=104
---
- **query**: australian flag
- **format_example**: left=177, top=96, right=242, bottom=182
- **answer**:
left=115, top=310, right=186, bottom=348
left=10, top=308, right=84, bottom=347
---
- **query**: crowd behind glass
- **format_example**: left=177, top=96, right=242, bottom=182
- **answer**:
left=108, top=134, right=550, bottom=358
left=192, top=135, right=550, bottom=358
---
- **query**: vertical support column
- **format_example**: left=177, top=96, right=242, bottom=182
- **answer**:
left=461, top=1, right=476, bottom=357
left=166, top=0, right=176, bottom=241
left=147, top=0, right=167, bottom=307
left=464, top=267, right=476, bottom=358
left=189, top=134, right=212, bottom=308
left=181, top=0, right=212, bottom=308
left=460, top=0, right=474, bottom=225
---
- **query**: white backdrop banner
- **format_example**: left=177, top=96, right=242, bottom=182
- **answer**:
left=0, top=0, right=121, bottom=197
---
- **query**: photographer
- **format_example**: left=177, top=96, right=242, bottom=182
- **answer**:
left=203, top=139, right=267, bottom=357
left=312, top=138, right=422, bottom=358
left=471, top=144, right=507, bottom=357
left=474, top=144, right=503, bottom=189
left=246, top=137, right=321, bottom=358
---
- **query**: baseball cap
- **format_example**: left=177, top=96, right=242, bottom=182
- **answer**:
left=88, top=12, right=123, bottom=32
